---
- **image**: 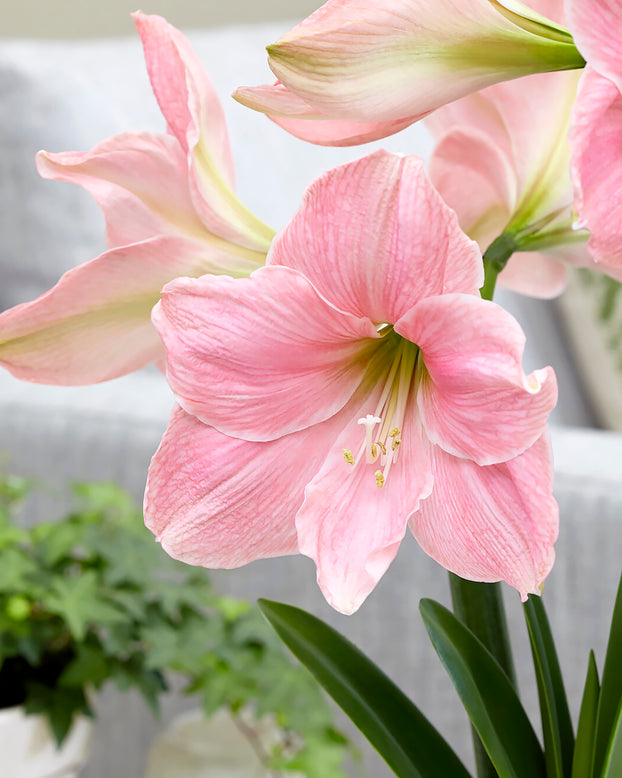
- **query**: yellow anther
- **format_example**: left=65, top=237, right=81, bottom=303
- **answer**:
left=376, top=441, right=387, bottom=455
left=392, top=438, right=401, bottom=451
left=375, top=470, right=385, bottom=488
left=343, top=449, right=355, bottom=465
left=389, top=427, right=401, bottom=437
left=370, top=443, right=378, bottom=459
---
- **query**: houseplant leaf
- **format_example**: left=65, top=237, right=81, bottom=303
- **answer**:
left=592, top=570, right=622, bottom=778
left=523, top=594, right=574, bottom=778
left=420, top=598, right=546, bottom=778
left=601, top=697, right=622, bottom=778
left=259, top=599, right=472, bottom=778
left=572, top=651, right=599, bottom=778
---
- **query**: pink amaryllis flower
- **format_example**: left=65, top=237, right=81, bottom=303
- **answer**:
left=564, top=0, right=622, bottom=267
left=145, top=151, right=558, bottom=615
left=426, top=0, right=622, bottom=294
left=425, top=65, right=610, bottom=297
left=0, top=13, right=273, bottom=385
left=233, top=0, right=584, bottom=147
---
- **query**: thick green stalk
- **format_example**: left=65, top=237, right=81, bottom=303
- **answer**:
left=450, top=233, right=519, bottom=777
left=480, top=233, right=518, bottom=302
left=449, top=576, right=517, bottom=778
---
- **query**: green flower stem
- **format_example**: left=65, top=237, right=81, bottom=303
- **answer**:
left=448, top=576, right=517, bottom=686
left=449, top=232, right=519, bottom=777
left=449, top=576, right=517, bottom=778
left=480, top=232, right=518, bottom=301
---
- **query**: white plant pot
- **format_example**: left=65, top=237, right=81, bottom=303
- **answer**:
left=144, top=708, right=304, bottom=778
left=0, top=705, right=92, bottom=778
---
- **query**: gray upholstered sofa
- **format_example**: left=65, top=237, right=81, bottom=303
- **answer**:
left=1, top=20, right=621, bottom=777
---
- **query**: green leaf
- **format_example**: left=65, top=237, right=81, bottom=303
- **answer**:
left=602, top=697, right=622, bottom=778
left=59, top=644, right=110, bottom=689
left=31, top=520, right=82, bottom=567
left=0, top=549, right=38, bottom=589
left=593, top=570, right=622, bottom=778
left=259, top=599, right=472, bottom=778
left=420, top=598, right=545, bottom=778
left=449, top=575, right=516, bottom=778
left=44, top=572, right=127, bottom=640
left=523, top=595, right=574, bottom=778
left=572, top=651, right=600, bottom=778
left=24, top=683, right=91, bottom=745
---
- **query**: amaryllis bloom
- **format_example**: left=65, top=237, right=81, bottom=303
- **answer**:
left=426, top=66, right=593, bottom=298
left=0, top=13, right=273, bottom=385
left=565, top=0, right=622, bottom=266
left=233, top=0, right=584, bottom=147
left=145, top=151, right=558, bottom=615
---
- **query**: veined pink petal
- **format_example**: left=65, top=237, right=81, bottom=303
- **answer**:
left=482, top=72, right=580, bottom=224
left=0, top=236, right=222, bottom=385
left=233, top=83, right=421, bottom=146
left=428, top=127, right=517, bottom=249
left=566, top=0, right=622, bottom=92
left=396, top=294, right=558, bottom=464
left=153, top=266, right=380, bottom=441
left=410, top=435, right=557, bottom=599
left=36, top=132, right=206, bottom=248
left=296, top=390, right=433, bottom=614
left=428, top=69, right=581, bottom=241
left=133, top=11, right=233, bottom=178
left=570, top=67, right=622, bottom=267
left=238, top=0, right=582, bottom=139
left=145, top=406, right=348, bottom=566
left=268, top=151, right=483, bottom=323
left=134, top=12, right=274, bottom=252
left=498, top=251, right=568, bottom=298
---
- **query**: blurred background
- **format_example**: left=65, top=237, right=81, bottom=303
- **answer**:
left=1, top=0, right=318, bottom=37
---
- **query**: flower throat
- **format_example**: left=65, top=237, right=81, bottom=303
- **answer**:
left=343, top=336, right=419, bottom=488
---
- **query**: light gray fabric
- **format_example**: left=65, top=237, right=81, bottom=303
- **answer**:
left=0, top=20, right=615, bottom=777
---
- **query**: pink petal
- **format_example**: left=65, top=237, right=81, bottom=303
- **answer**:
left=296, top=391, right=433, bottom=614
left=152, top=266, right=380, bottom=440
left=133, top=12, right=233, bottom=179
left=570, top=67, right=622, bottom=267
left=0, top=235, right=234, bottom=385
left=409, top=435, right=558, bottom=600
left=268, top=151, right=483, bottom=323
left=145, top=406, right=345, bottom=566
left=233, top=83, right=420, bottom=146
left=428, top=69, right=581, bottom=241
left=260, top=0, right=582, bottom=125
left=498, top=251, right=568, bottom=298
left=428, top=127, right=517, bottom=249
left=480, top=71, right=580, bottom=220
left=134, top=12, right=274, bottom=252
left=396, top=294, right=557, bottom=464
left=36, top=132, right=205, bottom=248
left=566, top=0, right=622, bottom=92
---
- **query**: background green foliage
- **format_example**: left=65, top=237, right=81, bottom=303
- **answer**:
left=0, top=476, right=350, bottom=775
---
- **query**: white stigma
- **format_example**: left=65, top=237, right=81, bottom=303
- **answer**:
left=357, top=414, right=382, bottom=463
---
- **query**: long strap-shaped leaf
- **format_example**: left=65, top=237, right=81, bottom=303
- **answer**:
left=258, top=599, right=472, bottom=778
left=571, top=651, right=600, bottom=778
left=524, top=595, right=574, bottom=778
left=420, top=598, right=546, bottom=778
left=592, top=570, right=622, bottom=778
left=601, top=697, right=622, bottom=778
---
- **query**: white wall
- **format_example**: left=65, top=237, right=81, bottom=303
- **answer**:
left=1, top=0, right=318, bottom=37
